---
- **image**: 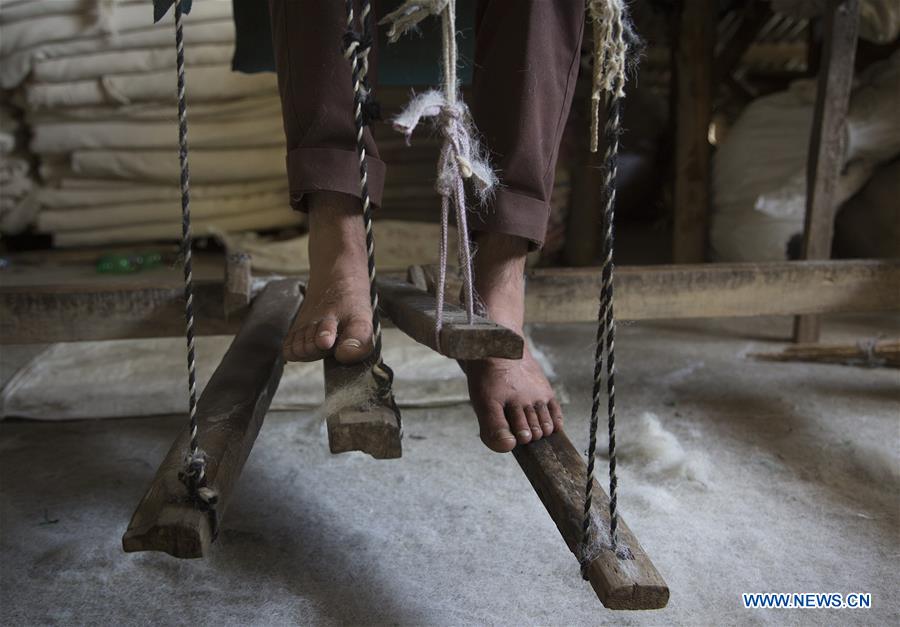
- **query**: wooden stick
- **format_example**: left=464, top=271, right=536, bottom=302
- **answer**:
left=376, top=275, right=523, bottom=360
left=794, top=0, right=860, bottom=343
left=418, top=259, right=900, bottom=323
left=751, top=339, right=899, bottom=368
left=122, top=279, right=302, bottom=558
left=223, top=251, right=252, bottom=319
left=322, top=358, right=402, bottom=459
left=513, top=430, right=669, bottom=610
left=672, top=0, right=715, bottom=263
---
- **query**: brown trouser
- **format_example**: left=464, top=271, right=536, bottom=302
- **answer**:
left=267, top=0, right=584, bottom=248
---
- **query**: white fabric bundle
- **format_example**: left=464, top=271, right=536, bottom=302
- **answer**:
left=2, top=0, right=296, bottom=247
left=24, top=64, right=277, bottom=109
left=31, top=42, right=235, bottom=83
left=0, top=103, right=37, bottom=233
left=711, top=51, right=900, bottom=261
left=70, top=146, right=286, bottom=183
left=38, top=190, right=290, bottom=231
left=31, top=113, right=285, bottom=152
left=1, top=17, right=235, bottom=89
left=37, top=178, right=286, bottom=209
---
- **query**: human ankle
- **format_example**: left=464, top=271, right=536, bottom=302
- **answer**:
left=472, top=232, right=528, bottom=331
left=306, top=192, right=367, bottom=274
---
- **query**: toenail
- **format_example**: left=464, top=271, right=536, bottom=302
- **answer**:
left=494, top=430, right=516, bottom=442
left=517, top=430, right=532, bottom=439
left=542, top=422, right=552, bottom=430
left=318, top=330, right=332, bottom=337
left=341, top=339, right=362, bottom=349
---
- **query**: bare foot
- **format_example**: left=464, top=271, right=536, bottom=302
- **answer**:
left=282, top=192, right=374, bottom=364
left=463, top=232, right=564, bottom=453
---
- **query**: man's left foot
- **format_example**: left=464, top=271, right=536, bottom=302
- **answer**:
left=463, top=232, right=564, bottom=453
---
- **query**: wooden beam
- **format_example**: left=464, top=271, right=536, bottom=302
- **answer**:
left=672, top=0, right=715, bottom=263
left=420, top=259, right=900, bottom=323
left=0, top=279, right=238, bottom=344
left=513, top=430, right=669, bottom=610
left=4, top=259, right=896, bottom=345
left=122, top=279, right=302, bottom=558
left=323, top=357, right=402, bottom=459
left=794, top=0, right=860, bottom=342
left=376, top=275, right=524, bottom=360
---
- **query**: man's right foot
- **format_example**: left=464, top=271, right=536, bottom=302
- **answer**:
left=282, top=192, right=374, bottom=364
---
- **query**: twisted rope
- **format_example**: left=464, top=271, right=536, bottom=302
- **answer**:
left=380, top=0, right=497, bottom=349
left=580, top=0, right=630, bottom=575
left=171, top=0, right=217, bottom=534
left=343, top=0, right=398, bottom=412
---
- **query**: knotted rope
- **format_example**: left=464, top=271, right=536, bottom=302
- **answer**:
left=580, top=0, right=633, bottom=575
left=380, top=0, right=497, bottom=349
left=342, top=0, right=400, bottom=416
left=170, top=0, right=218, bottom=535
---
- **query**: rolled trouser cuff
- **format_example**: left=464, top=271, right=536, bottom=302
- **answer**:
left=285, top=146, right=386, bottom=211
left=470, top=187, right=549, bottom=250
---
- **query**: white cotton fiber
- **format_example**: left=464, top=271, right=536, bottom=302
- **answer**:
left=314, top=369, right=380, bottom=423
left=615, top=412, right=709, bottom=484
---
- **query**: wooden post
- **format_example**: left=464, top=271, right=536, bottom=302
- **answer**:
left=672, top=0, right=715, bottom=263
left=122, top=279, right=302, bottom=558
left=223, top=251, right=252, bottom=319
left=322, top=358, right=403, bottom=459
left=376, top=276, right=523, bottom=360
left=794, top=0, right=860, bottom=343
left=513, top=431, right=669, bottom=609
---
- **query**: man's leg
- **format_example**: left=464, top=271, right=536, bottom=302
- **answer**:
left=268, top=0, right=383, bottom=364
left=466, top=0, right=585, bottom=452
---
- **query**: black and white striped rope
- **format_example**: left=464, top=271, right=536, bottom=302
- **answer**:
left=342, top=0, right=398, bottom=408
left=172, top=0, right=218, bottom=534
left=580, top=1, right=629, bottom=576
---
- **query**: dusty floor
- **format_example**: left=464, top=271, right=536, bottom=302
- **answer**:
left=1, top=314, right=898, bottom=625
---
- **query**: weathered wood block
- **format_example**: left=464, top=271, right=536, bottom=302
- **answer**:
left=122, top=279, right=302, bottom=558
left=513, top=430, right=669, bottom=610
left=323, top=357, right=402, bottom=460
left=376, top=275, right=523, bottom=360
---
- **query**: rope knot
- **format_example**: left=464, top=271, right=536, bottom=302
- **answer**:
left=379, top=0, right=450, bottom=42
left=341, top=30, right=372, bottom=59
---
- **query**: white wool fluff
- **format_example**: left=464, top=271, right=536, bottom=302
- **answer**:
left=609, top=412, right=709, bottom=484
left=314, top=369, right=380, bottom=423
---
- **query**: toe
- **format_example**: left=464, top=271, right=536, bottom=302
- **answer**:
left=535, top=401, right=554, bottom=437
left=314, top=316, right=339, bottom=351
left=477, top=401, right=517, bottom=453
left=548, top=399, right=564, bottom=431
left=505, top=404, right=532, bottom=444
left=334, top=314, right=374, bottom=364
left=524, top=405, right=543, bottom=441
left=283, top=323, right=309, bottom=362
left=301, top=323, right=322, bottom=360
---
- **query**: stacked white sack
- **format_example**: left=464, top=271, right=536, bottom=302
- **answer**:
left=0, top=0, right=301, bottom=246
left=0, top=102, right=37, bottom=234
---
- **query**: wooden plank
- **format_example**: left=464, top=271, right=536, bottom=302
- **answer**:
left=672, top=0, right=715, bottom=263
left=4, top=259, right=896, bottom=345
left=223, top=251, right=252, bottom=319
left=376, top=275, right=523, bottom=360
left=0, top=279, right=238, bottom=344
left=513, top=430, right=669, bottom=610
left=794, top=0, right=860, bottom=343
left=751, top=339, right=899, bottom=369
left=122, top=279, right=302, bottom=558
left=419, top=259, right=900, bottom=323
left=323, top=358, right=402, bottom=460
left=0, top=252, right=236, bottom=344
